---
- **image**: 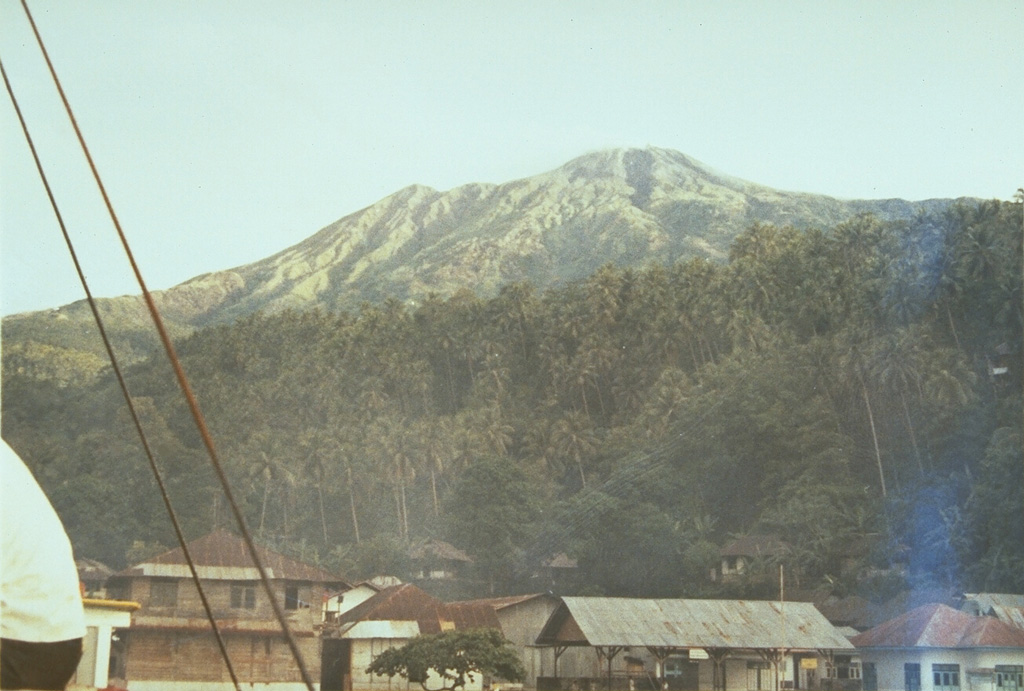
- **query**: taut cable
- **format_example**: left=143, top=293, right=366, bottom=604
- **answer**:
left=1, top=56, right=244, bottom=691
left=17, top=2, right=316, bottom=688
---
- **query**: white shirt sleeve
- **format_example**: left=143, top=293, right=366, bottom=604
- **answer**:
left=1, top=440, right=86, bottom=642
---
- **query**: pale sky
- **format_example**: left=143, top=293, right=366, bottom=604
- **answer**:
left=1, top=1, right=1021, bottom=316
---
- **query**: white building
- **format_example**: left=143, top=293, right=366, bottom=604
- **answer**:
left=852, top=603, right=1024, bottom=691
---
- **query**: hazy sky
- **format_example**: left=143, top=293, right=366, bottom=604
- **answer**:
left=1, top=1, right=1021, bottom=316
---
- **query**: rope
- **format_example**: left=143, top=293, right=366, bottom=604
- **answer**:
left=16, top=2, right=317, bottom=689
left=1, top=57, right=244, bottom=691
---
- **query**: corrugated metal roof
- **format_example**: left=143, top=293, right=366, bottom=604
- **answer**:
left=989, top=606, right=1024, bottom=631
left=335, top=583, right=501, bottom=637
left=338, top=584, right=444, bottom=631
left=113, top=529, right=344, bottom=583
left=963, top=594, right=1024, bottom=630
left=959, top=617, right=1024, bottom=647
left=446, top=602, right=503, bottom=630
left=851, top=604, right=1024, bottom=649
left=975, top=593, right=1024, bottom=607
left=537, top=597, right=852, bottom=651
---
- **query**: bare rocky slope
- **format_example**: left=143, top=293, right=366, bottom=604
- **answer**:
left=1, top=147, right=966, bottom=381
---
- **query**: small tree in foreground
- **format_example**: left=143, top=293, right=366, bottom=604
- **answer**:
left=366, top=629, right=526, bottom=691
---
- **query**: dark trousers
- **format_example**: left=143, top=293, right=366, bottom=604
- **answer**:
left=0, top=637, right=83, bottom=690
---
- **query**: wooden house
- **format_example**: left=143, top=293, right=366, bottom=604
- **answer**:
left=408, top=539, right=473, bottom=581
left=106, top=529, right=345, bottom=691
left=716, top=535, right=790, bottom=582
left=852, top=603, right=1024, bottom=691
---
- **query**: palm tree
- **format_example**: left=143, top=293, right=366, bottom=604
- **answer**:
left=868, top=328, right=928, bottom=475
left=297, top=429, right=332, bottom=544
left=550, top=409, right=598, bottom=489
left=375, top=420, right=416, bottom=541
left=414, top=417, right=453, bottom=517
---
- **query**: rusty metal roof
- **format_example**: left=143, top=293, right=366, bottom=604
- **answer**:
left=338, top=584, right=445, bottom=631
left=446, top=601, right=503, bottom=630
left=113, top=529, right=343, bottom=583
left=851, top=604, right=1024, bottom=649
left=336, top=583, right=501, bottom=637
left=536, top=597, right=853, bottom=651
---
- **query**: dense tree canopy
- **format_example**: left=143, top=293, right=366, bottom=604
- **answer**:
left=2, top=200, right=1021, bottom=601
left=366, top=629, right=525, bottom=691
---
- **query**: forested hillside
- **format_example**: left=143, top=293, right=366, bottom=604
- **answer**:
left=2, top=199, right=1021, bottom=600
left=1, top=147, right=961, bottom=384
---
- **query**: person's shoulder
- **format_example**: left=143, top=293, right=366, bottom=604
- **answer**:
left=1, top=440, right=40, bottom=493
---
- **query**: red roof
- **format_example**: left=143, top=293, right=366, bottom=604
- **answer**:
left=852, top=604, right=1024, bottom=649
left=116, top=529, right=343, bottom=583
left=338, top=584, right=501, bottom=634
left=445, top=601, right=503, bottom=630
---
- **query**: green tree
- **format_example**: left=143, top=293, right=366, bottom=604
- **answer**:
left=366, top=629, right=525, bottom=691
left=444, top=456, right=542, bottom=590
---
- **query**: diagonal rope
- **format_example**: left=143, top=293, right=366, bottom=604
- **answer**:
left=1, top=56, right=244, bottom=691
left=17, top=2, right=317, bottom=688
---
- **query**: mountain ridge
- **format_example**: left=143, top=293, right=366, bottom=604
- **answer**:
left=1, top=146, right=974, bottom=381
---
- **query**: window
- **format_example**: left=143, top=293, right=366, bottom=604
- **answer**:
left=905, top=663, right=921, bottom=691
left=933, top=664, right=960, bottom=691
left=834, top=656, right=861, bottom=680
left=284, top=585, right=301, bottom=610
left=231, top=584, right=256, bottom=609
left=150, top=579, right=178, bottom=607
left=997, top=666, right=1024, bottom=689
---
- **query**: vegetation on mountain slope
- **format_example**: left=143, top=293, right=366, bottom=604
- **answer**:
left=1, top=148, right=967, bottom=385
left=2, top=199, right=1020, bottom=601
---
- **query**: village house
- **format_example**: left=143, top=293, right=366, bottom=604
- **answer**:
left=106, top=529, right=345, bottom=691
left=320, top=583, right=500, bottom=691
left=408, top=539, right=474, bottom=581
left=534, top=596, right=857, bottom=691
left=851, top=603, right=1024, bottom=691
left=716, top=535, right=790, bottom=582
left=531, top=554, right=580, bottom=592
